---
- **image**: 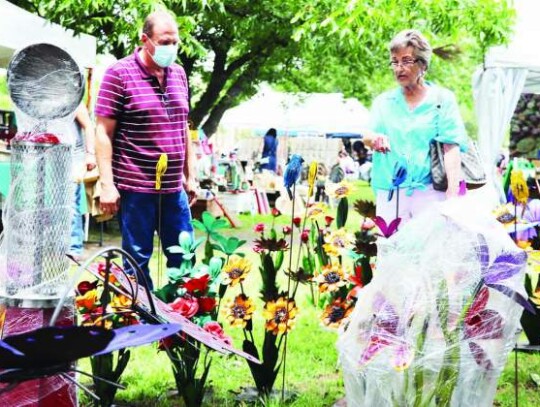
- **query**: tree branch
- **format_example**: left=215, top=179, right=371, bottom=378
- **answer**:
left=201, top=61, right=264, bottom=137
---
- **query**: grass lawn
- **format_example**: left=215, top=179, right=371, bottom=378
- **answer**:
left=78, top=180, right=540, bottom=406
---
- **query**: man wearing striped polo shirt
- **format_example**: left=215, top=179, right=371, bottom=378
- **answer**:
left=95, top=10, right=196, bottom=289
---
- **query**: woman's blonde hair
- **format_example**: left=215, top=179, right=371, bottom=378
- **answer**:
left=389, top=29, right=432, bottom=70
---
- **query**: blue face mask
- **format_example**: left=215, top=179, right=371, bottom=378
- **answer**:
left=148, top=39, right=178, bottom=68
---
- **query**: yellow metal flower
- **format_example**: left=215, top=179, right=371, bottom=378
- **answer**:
left=528, top=251, right=540, bottom=273
left=307, top=202, right=328, bottom=218
left=321, top=298, right=354, bottom=328
left=224, top=294, right=256, bottom=328
left=263, top=296, right=298, bottom=335
left=329, top=181, right=353, bottom=199
left=510, top=170, right=529, bottom=205
left=323, top=228, right=355, bottom=257
left=307, top=161, right=318, bottom=197
left=221, top=257, right=251, bottom=286
left=76, top=289, right=98, bottom=311
left=110, top=293, right=132, bottom=310
left=314, top=264, right=347, bottom=293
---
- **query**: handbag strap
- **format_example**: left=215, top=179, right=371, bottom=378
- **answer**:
left=434, top=86, right=443, bottom=142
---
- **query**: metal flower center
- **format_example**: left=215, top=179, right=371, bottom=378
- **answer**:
left=232, top=305, right=246, bottom=318
left=274, top=307, right=288, bottom=323
left=228, top=268, right=243, bottom=279
left=330, top=306, right=345, bottom=322
left=325, top=272, right=341, bottom=283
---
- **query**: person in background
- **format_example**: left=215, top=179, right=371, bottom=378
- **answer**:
left=95, top=10, right=197, bottom=289
left=68, top=103, right=96, bottom=260
left=337, top=149, right=358, bottom=179
left=353, top=140, right=372, bottom=182
left=260, top=128, right=278, bottom=172
left=362, top=29, right=467, bottom=223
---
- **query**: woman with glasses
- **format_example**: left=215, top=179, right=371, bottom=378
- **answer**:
left=362, top=29, right=468, bottom=223
left=336, top=30, right=520, bottom=407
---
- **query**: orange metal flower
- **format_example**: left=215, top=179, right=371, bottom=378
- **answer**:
left=225, top=294, right=256, bottom=328
left=263, top=296, right=298, bottom=335
left=321, top=298, right=354, bottom=328
left=314, top=264, right=347, bottom=293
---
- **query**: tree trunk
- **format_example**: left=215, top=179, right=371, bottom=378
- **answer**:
left=201, top=62, right=262, bottom=137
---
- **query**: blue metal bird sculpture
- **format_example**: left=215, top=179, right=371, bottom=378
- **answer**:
left=284, top=154, right=304, bottom=200
left=387, top=156, right=408, bottom=202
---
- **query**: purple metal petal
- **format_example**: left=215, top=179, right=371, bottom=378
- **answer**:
left=386, top=218, right=402, bottom=237
left=493, top=251, right=527, bottom=267
left=359, top=335, right=391, bottom=365
left=392, top=343, right=413, bottom=371
left=94, top=323, right=182, bottom=356
left=475, top=235, right=490, bottom=269
left=523, top=199, right=540, bottom=222
left=469, top=341, right=494, bottom=370
left=373, top=216, right=389, bottom=235
left=484, top=263, right=523, bottom=284
left=465, top=309, right=503, bottom=340
left=487, top=283, right=536, bottom=314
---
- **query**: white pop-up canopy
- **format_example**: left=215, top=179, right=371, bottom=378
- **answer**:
left=0, top=0, right=96, bottom=68
left=220, top=84, right=369, bottom=136
left=473, top=0, right=540, bottom=201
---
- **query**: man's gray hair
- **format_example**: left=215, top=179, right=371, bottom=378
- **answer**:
left=142, top=10, right=176, bottom=37
left=389, top=29, right=432, bottom=69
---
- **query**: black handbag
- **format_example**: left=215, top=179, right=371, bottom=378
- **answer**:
left=430, top=91, right=487, bottom=191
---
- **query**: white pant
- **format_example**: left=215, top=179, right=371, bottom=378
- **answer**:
left=376, top=184, right=446, bottom=224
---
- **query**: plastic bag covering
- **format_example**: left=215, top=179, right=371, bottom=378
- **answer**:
left=338, top=197, right=527, bottom=407
left=0, top=42, right=82, bottom=406
left=1, top=141, right=73, bottom=297
left=7, top=43, right=84, bottom=122
left=0, top=304, right=76, bottom=406
left=0, top=42, right=82, bottom=297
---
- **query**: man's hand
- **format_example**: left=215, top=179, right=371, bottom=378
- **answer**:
left=100, top=183, right=121, bottom=215
left=184, top=177, right=199, bottom=207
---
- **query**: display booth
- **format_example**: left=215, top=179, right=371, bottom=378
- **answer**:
left=473, top=0, right=540, bottom=202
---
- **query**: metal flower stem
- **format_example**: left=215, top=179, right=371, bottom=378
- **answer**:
left=282, top=182, right=297, bottom=402
left=292, top=191, right=313, bottom=296
left=514, top=201, right=517, bottom=243
left=396, top=187, right=400, bottom=222
left=513, top=198, right=518, bottom=407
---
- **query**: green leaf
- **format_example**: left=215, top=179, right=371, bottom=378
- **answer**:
left=274, top=250, right=285, bottom=271
left=154, top=283, right=178, bottom=303
left=531, top=373, right=540, bottom=388
left=336, top=197, right=348, bottom=228
left=168, top=245, right=185, bottom=254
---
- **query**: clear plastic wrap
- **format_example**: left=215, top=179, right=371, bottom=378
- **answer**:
left=338, top=197, right=527, bottom=406
left=0, top=43, right=83, bottom=406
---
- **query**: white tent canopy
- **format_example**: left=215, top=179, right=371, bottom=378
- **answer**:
left=474, top=0, right=540, bottom=201
left=220, top=85, right=369, bottom=135
left=0, top=0, right=96, bottom=69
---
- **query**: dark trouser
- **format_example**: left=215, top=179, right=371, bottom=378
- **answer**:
left=118, top=190, right=193, bottom=290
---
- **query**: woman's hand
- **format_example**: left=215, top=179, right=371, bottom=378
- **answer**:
left=364, top=130, right=391, bottom=153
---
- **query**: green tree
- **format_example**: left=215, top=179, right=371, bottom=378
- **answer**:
left=10, top=0, right=514, bottom=136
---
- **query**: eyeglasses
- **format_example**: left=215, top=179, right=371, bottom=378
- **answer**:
left=389, top=59, right=419, bottom=69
